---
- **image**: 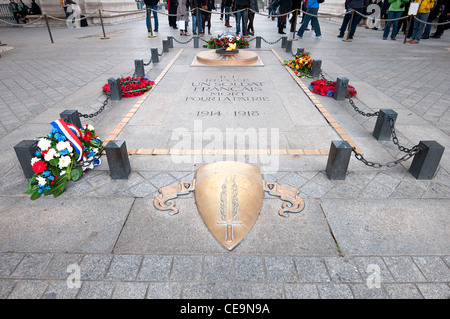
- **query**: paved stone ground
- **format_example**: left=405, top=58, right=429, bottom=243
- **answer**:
left=0, top=12, right=449, bottom=301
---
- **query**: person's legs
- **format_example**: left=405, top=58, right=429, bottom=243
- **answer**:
left=411, top=12, right=429, bottom=42
left=383, top=11, right=394, bottom=38
left=297, top=13, right=312, bottom=38
left=339, top=11, right=352, bottom=37
left=348, top=10, right=362, bottom=38
left=309, top=8, right=321, bottom=36
left=390, top=11, right=403, bottom=39
left=151, top=5, right=159, bottom=31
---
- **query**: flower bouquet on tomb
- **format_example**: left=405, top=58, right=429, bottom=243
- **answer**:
left=102, top=76, right=155, bottom=98
left=203, top=33, right=250, bottom=49
left=283, top=52, right=313, bottom=78
left=25, top=119, right=103, bottom=200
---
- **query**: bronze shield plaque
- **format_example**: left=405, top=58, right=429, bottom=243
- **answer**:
left=194, top=161, right=264, bottom=250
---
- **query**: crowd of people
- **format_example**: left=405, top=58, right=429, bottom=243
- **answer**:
left=8, top=0, right=41, bottom=24
left=141, top=0, right=448, bottom=42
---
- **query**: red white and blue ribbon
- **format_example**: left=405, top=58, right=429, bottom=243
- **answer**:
left=51, top=119, right=86, bottom=162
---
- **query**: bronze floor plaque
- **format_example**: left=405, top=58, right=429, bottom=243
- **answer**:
left=154, top=161, right=305, bottom=250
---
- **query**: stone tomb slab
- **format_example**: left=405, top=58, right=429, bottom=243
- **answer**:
left=117, top=50, right=340, bottom=151
left=114, top=197, right=339, bottom=255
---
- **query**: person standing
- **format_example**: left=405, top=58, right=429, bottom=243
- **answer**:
left=168, top=0, right=179, bottom=29
left=382, top=0, right=409, bottom=40
left=144, top=0, right=159, bottom=32
left=202, top=0, right=215, bottom=35
left=289, top=0, right=302, bottom=33
left=177, top=0, right=190, bottom=35
left=191, top=0, right=204, bottom=35
left=277, top=0, right=291, bottom=34
left=9, top=0, right=20, bottom=23
left=224, top=0, right=233, bottom=27
left=247, top=0, right=258, bottom=35
left=234, top=0, right=250, bottom=36
left=29, top=0, right=42, bottom=15
left=296, top=0, right=322, bottom=39
left=338, top=0, right=369, bottom=41
left=432, top=0, right=450, bottom=38
left=407, top=0, right=435, bottom=43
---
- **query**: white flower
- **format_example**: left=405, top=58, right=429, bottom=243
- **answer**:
left=56, top=141, right=73, bottom=153
left=44, top=148, right=57, bottom=162
left=60, top=170, right=66, bottom=175
left=58, top=155, right=71, bottom=169
left=37, top=138, right=51, bottom=151
left=30, top=157, right=40, bottom=166
left=36, top=176, right=47, bottom=186
left=85, top=124, right=95, bottom=131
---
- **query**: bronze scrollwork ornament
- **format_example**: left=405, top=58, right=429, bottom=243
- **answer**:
left=153, top=162, right=305, bottom=250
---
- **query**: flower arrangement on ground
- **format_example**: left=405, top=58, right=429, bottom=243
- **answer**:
left=283, top=52, right=313, bottom=78
left=102, top=76, right=155, bottom=98
left=203, top=33, right=250, bottom=49
left=25, top=119, right=103, bottom=200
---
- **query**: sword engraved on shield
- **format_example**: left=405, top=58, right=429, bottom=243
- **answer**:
left=153, top=162, right=305, bottom=250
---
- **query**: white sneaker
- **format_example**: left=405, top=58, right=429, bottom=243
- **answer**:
left=312, top=35, right=322, bottom=39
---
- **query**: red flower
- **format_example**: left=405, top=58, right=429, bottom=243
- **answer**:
left=83, top=131, right=92, bottom=142
left=32, top=160, right=47, bottom=174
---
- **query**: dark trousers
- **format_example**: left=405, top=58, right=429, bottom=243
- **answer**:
left=339, top=8, right=363, bottom=38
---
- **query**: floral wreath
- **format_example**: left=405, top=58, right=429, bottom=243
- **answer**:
left=283, top=52, right=314, bottom=78
left=203, top=33, right=250, bottom=49
left=102, top=76, right=155, bottom=98
left=309, top=79, right=357, bottom=98
left=25, top=119, right=103, bottom=200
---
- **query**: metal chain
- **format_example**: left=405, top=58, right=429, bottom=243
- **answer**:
left=389, top=117, right=419, bottom=154
left=352, top=147, right=419, bottom=168
left=78, top=95, right=110, bottom=119
left=172, top=37, right=194, bottom=45
left=348, top=96, right=379, bottom=117
left=261, top=37, right=283, bottom=45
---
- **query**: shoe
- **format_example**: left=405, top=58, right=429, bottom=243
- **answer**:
left=342, top=39, right=352, bottom=42
left=312, top=35, right=322, bottom=39
left=337, top=34, right=344, bottom=38
left=421, top=36, right=429, bottom=39
left=173, top=26, right=178, bottom=29
left=431, top=34, right=441, bottom=38
left=411, top=40, right=419, bottom=44
left=154, top=29, right=158, bottom=32
left=148, top=29, right=151, bottom=33
left=278, top=31, right=286, bottom=34
left=391, top=37, right=396, bottom=40
left=193, top=32, right=197, bottom=35
left=296, top=35, right=302, bottom=39
left=382, top=37, right=387, bottom=40
left=406, top=40, right=413, bottom=43
left=208, top=32, right=212, bottom=35
left=305, top=28, right=310, bottom=31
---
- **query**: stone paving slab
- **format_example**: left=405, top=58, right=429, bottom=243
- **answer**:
left=1, top=252, right=449, bottom=299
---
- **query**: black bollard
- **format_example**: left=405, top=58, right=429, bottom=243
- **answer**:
left=60, top=109, right=82, bottom=128
left=409, top=140, right=445, bottom=180
left=326, top=140, right=352, bottom=180
left=14, top=140, right=38, bottom=179
left=333, top=77, right=349, bottom=101
left=296, top=48, right=305, bottom=56
left=285, top=39, right=293, bottom=53
left=105, top=140, right=131, bottom=179
left=134, top=59, right=145, bottom=77
left=151, top=48, right=159, bottom=63
left=311, top=59, right=322, bottom=78
left=108, top=77, right=122, bottom=101
left=281, top=36, right=288, bottom=48
left=193, top=36, right=199, bottom=48
left=372, top=109, right=398, bottom=141
left=167, top=36, right=174, bottom=48
left=256, top=36, right=261, bottom=49
left=162, top=39, right=169, bottom=53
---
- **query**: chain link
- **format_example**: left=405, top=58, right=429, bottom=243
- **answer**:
left=78, top=95, right=110, bottom=119
left=348, top=96, right=379, bottom=117
left=352, top=147, right=419, bottom=168
left=389, top=117, right=419, bottom=154
left=172, top=37, right=194, bottom=45
left=261, top=37, right=283, bottom=45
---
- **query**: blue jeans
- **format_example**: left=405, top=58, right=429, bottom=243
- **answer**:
left=192, top=12, right=203, bottom=33
left=235, top=9, right=247, bottom=35
left=297, top=7, right=321, bottom=37
left=411, top=12, right=429, bottom=42
left=225, top=6, right=231, bottom=23
left=383, top=11, right=403, bottom=39
left=146, top=5, right=158, bottom=31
